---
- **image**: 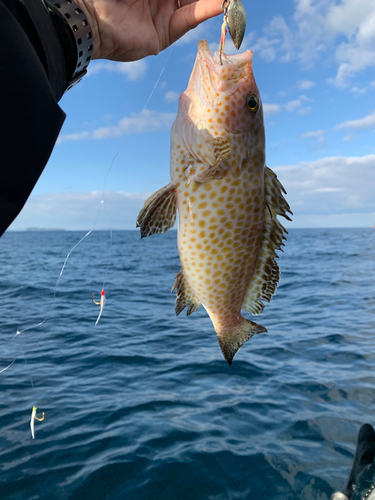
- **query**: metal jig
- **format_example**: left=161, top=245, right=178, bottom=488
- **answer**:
left=219, top=0, right=247, bottom=64
left=227, top=0, right=247, bottom=50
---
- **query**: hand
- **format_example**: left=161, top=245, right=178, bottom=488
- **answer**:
left=74, top=0, right=223, bottom=62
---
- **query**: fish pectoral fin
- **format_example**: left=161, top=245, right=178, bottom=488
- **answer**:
left=217, top=318, right=267, bottom=366
left=242, top=166, right=292, bottom=316
left=195, top=137, right=231, bottom=183
left=171, top=269, right=201, bottom=316
left=136, top=183, right=177, bottom=238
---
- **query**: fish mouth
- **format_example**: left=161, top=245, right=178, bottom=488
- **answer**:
left=198, top=39, right=252, bottom=66
left=196, top=39, right=253, bottom=91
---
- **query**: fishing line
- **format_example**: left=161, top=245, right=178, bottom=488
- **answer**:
left=1, top=45, right=174, bottom=383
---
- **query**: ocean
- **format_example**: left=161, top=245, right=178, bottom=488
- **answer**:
left=0, top=228, right=375, bottom=500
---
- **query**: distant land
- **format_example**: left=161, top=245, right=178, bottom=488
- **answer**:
left=25, top=228, right=66, bottom=232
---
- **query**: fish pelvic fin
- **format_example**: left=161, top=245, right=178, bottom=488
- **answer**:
left=136, top=183, right=177, bottom=238
left=172, top=269, right=201, bottom=316
left=217, top=318, right=267, bottom=366
left=242, top=167, right=292, bottom=315
left=194, top=137, right=231, bottom=183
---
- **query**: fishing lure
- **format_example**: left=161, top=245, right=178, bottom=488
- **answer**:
left=30, top=405, right=44, bottom=439
left=219, top=0, right=247, bottom=63
left=92, top=289, right=106, bottom=325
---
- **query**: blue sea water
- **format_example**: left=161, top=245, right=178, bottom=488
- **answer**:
left=1, top=228, right=375, bottom=500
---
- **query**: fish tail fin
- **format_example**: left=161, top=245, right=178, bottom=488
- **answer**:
left=216, top=318, right=267, bottom=366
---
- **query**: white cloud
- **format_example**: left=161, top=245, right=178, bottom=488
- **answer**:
left=289, top=212, right=375, bottom=228
left=249, top=0, right=375, bottom=87
left=274, top=154, right=375, bottom=217
left=250, top=34, right=278, bottom=62
left=285, top=99, right=302, bottom=113
left=301, top=130, right=326, bottom=138
left=300, top=130, right=326, bottom=148
left=352, top=86, right=367, bottom=94
left=57, top=131, right=90, bottom=142
left=164, top=91, right=180, bottom=103
left=300, top=130, right=327, bottom=148
left=88, top=60, right=147, bottom=81
left=285, top=95, right=312, bottom=114
left=249, top=16, right=294, bottom=63
left=343, top=134, right=355, bottom=142
left=297, top=80, right=316, bottom=90
left=263, top=103, right=282, bottom=117
left=9, top=191, right=151, bottom=231
left=57, top=109, right=176, bottom=144
left=298, top=107, right=312, bottom=116
left=314, top=187, right=345, bottom=193
left=12, top=155, right=375, bottom=230
left=263, top=96, right=314, bottom=118
left=335, top=109, right=375, bottom=130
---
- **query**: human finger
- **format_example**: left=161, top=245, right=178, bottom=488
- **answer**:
left=169, top=0, right=222, bottom=45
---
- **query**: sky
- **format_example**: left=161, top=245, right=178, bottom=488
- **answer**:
left=10, top=0, right=375, bottom=230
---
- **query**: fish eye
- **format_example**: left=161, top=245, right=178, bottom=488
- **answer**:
left=246, top=94, right=259, bottom=113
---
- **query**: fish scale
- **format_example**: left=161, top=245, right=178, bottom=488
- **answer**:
left=137, top=40, right=292, bottom=365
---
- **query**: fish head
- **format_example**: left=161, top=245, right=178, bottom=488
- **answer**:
left=174, top=39, right=264, bottom=159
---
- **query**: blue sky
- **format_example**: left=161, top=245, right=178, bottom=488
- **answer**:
left=11, top=0, right=375, bottom=230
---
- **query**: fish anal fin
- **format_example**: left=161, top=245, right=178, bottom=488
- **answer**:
left=136, top=183, right=177, bottom=238
left=195, top=136, right=231, bottom=183
left=242, top=167, right=291, bottom=315
left=172, top=269, right=201, bottom=316
left=217, top=318, right=267, bottom=366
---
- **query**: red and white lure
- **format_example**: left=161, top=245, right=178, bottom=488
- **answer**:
left=92, top=289, right=106, bottom=325
left=30, top=405, right=44, bottom=439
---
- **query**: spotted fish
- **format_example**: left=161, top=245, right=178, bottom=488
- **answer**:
left=137, top=40, right=292, bottom=365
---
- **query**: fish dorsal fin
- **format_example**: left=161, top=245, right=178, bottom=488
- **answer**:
left=194, top=136, right=231, bottom=183
left=171, top=269, right=201, bottom=316
left=136, top=183, right=177, bottom=238
left=242, top=167, right=292, bottom=315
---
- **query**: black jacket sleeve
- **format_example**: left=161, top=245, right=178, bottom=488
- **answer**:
left=0, top=0, right=67, bottom=235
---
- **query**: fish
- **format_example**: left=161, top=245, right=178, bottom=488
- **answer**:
left=332, top=424, right=375, bottom=500
left=137, top=40, right=292, bottom=365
